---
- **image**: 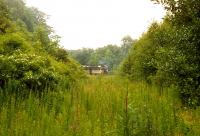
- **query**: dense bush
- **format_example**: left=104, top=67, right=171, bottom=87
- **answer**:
left=121, top=0, right=200, bottom=106
left=0, top=51, right=58, bottom=90
left=0, top=33, right=32, bottom=54
left=0, top=0, right=85, bottom=93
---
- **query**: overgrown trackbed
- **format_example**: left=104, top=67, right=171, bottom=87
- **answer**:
left=0, top=76, right=199, bottom=136
left=65, top=75, right=200, bottom=135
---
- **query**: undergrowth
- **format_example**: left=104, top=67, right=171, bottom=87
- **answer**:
left=0, top=76, right=199, bottom=136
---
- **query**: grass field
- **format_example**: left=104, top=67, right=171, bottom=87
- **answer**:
left=0, top=76, right=199, bottom=136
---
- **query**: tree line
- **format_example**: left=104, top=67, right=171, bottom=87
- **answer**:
left=0, top=0, right=199, bottom=107
left=69, top=36, right=136, bottom=72
left=121, top=0, right=200, bottom=106
left=0, top=0, right=85, bottom=92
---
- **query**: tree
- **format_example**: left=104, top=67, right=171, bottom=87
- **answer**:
left=121, top=0, right=200, bottom=106
left=152, top=0, right=200, bottom=106
left=0, top=0, right=13, bottom=34
left=69, top=48, right=94, bottom=65
left=70, top=38, right=135, bottom=72
left=121, top=35, right=135, bottom=54
left=0, top=0, right=85, bottom=92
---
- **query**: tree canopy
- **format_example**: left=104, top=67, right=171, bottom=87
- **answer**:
left=121, top=0, right=200, bottom=106
left=69, top=36, right=136, bottom=72
left=0, top=0, right=85, bottom=92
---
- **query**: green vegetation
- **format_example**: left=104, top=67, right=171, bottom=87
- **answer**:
left=121, top=0, right=200, bottom=106
left=0, top=76, right=199, bottom=136
left=69, top=36, right=136, bottom=72
left=0, top=0, right=85, bottom=93
left=0, top=0, right=199, bottom=135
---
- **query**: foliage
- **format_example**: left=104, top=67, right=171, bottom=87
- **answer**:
left=0, top=33, right=32, bottom=54
left=0, top=51, right=59, bottom=91
left=69, top=48, right=94, bottom=65
left=121, top=0, right=200, bottom=106
left=0, top=76, right=199, bottom=135
left=69, top=36, right=136, bottom=72
left=0, top=0, right=85, bottom=93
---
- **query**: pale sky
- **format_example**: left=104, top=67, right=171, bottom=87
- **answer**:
left=25, top=0, right=165, bottom=50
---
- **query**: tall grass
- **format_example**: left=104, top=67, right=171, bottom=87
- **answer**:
left=0, top=76, right=199, bottom=136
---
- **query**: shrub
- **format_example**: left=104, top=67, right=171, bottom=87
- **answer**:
left=0, top=33, right=32, bottom=54
left=121, top=20, right=200, bottom=106
left=0, top=51, right=59, bottom=91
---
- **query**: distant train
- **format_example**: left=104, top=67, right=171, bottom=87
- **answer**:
left=83, top=65, right=108, bottom=75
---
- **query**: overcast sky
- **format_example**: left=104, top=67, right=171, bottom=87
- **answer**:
left=25, top=0, right=165, bottom=50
